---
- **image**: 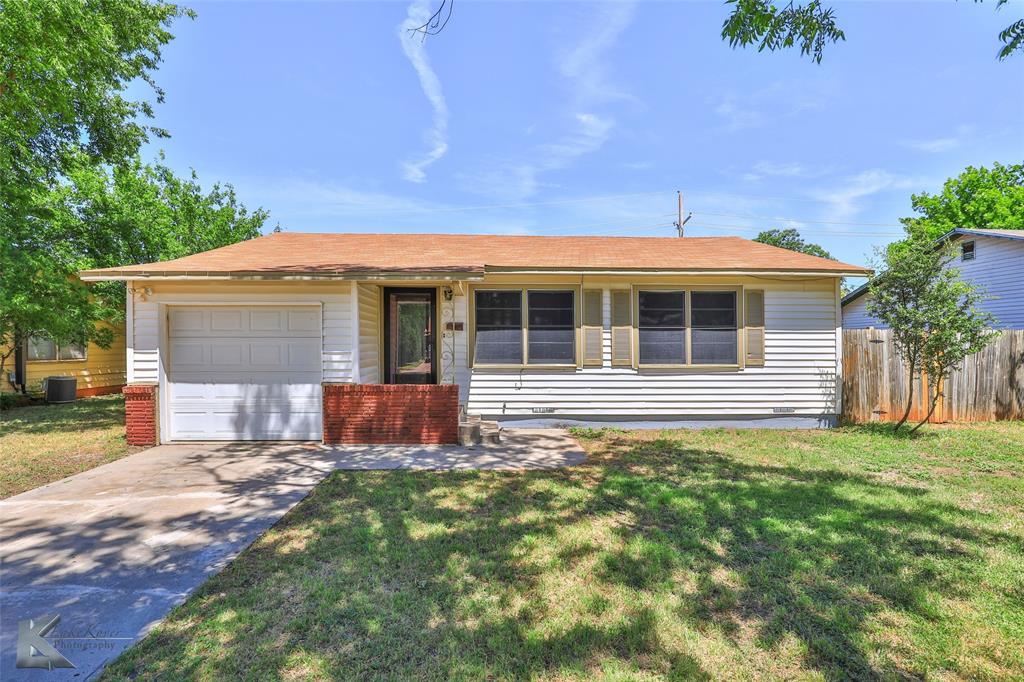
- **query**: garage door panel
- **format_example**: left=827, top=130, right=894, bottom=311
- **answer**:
left=211, top=343, right=245, bottom=367
left=167, top=305, right=323, bottom=441
left=168, top=381, right=322, bottom=402
left=169, top=409, right=321, bottom=441
left=170, top=309, right=206, bottom=333
left=210, top=309, right=244, bottom=331
left=171, top=339, right=320, bottom=372
left=171, top=342, right=206, bottom=367
left=288, top=309, right=320, bottom=332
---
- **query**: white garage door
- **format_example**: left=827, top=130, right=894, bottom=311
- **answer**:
left=166, top=306, right=322, bottom=441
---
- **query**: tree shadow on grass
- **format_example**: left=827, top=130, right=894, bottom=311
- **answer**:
left=1, top=394, right=124, bottom=436
left=103, top=435, right=1021, bottom=681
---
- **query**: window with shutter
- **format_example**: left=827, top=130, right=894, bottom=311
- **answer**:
left=582, top=289, right=603, bottom=366
left=745, top=289, right=765, bottom=366
left=610, top=289, right=632, bottom=366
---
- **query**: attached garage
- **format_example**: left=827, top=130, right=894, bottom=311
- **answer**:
left=165, top=305, right=323, bottom=441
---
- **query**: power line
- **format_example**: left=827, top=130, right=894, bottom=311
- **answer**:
left=685, top=221, right=903, bottom=237
left=359, top=190, right=674, bottom=216
left=693, top=210, right=904, bottom=228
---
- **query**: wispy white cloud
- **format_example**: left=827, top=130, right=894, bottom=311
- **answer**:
left=397, top=0, right=449, bottom=183
left=460, top=2, right=636, bottom=199
left=712, top=79, right=834, bottom=132
left=715, top=97, right=764, bottom=132
left=739, top=160, right=837, bottom=183
left=900, top=125, right=974, bottom=154
left=902, top=137, right=959, bottom=153
left=811, top=169, right=922, bottom=222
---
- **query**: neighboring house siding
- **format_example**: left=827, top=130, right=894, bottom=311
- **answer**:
left=841, top=294, right=886, bottom=329
left=954, top=234, right=1024, bottom=328
left=2, top=320, right=127, bottom=395
left=464, top=279, right=839, bottom=419
left=843, top=234, right=1024, bottom=329
left=127, top=281, right=356, bottom=385
left=358, top=283, right=380, bottom=384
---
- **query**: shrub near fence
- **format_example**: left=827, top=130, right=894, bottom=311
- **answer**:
left=842, top=328, right=1024, bottom=423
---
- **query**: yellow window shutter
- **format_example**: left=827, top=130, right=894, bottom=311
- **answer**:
left=582, top=289, right=603, bottom=367
left=610, top=289, right=632, bottom=366
left=745, top=289, right=765, bottom=366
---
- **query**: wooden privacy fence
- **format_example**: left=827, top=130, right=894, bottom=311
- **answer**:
left=842, top=328, right=1024, bottom=423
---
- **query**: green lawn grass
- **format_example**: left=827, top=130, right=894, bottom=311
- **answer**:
left=103, top=424, right=1024, bottom=681
left=0, top=394, right=133, bottom=498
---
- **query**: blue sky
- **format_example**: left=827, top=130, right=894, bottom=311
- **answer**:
left=140, top=0, right=1024, bottom=275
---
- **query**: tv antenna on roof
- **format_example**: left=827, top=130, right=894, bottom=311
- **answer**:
left=674, top=190, right=693, bottom=237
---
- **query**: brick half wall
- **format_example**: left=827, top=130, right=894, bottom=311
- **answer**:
left=124, top=383, right=158, bottom=446
left=323, top=384, right=459, bottom=445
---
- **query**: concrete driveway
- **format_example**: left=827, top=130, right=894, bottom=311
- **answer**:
left=0, top=431, right=584, bottom=680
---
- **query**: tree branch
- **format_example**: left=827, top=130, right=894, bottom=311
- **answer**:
left=407, top=0, right=454, bottom=42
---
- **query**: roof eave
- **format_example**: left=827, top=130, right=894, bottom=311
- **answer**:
left=484, top=266, right=871, bottom=277
left=841, top=282, right=871, bottom=306
left=939, top=228, right=1024, bottom=243
left=78, top=269, right=487, bottom=282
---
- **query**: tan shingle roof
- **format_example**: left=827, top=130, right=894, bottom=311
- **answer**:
left=79, top=232, right=870, bottom=278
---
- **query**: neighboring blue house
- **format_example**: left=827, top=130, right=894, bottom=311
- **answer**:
left=842, top=228, right=1024, bottom=329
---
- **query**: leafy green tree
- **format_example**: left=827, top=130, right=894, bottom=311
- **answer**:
left=866, top=237, right=998, bottom=433
left=720, top=0, right=1022, bottom=61
left=900, top=162, right=1024, bottom=242
left=753, top=228, right=834, bottom=260
left=1, top=155, right=269, bottom=382
left=1, top=0, right=192, bottom=382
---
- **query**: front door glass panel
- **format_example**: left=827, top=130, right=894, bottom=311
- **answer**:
left=386, top=290, right=435, bottom=384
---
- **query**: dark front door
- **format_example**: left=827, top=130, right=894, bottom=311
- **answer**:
left=384, top=288, right=437, bottom=384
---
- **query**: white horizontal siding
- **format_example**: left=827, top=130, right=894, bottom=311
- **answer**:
left=465, top=283, right=839, bottom=418
left=129, top=288, right=356, bottom=386
left=358, top=283, right=380, bottom=384
left=451, top=293, right=470, bottom=401
left=322, top=297, right=354, bottom=383
left=132, top=298, right=160, bottom=382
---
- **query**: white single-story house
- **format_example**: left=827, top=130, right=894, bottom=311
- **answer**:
left=843, top=228, right=1024, bottom=329
left=80, top=232, right=869, bottom=444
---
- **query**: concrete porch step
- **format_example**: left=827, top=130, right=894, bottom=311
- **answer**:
left=458, top=417, right=502, bottom=446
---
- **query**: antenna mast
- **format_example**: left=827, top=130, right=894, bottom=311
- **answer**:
left=674, top=190, right=692, bottom=237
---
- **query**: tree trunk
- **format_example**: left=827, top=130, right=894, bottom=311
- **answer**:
left=911, top=375, right=943, bottom=434
left=893, top=358, right=916, bottom=433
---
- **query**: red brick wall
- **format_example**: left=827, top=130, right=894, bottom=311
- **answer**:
left=323, top=384, right=459, bottom=444
left=124, top=383, right=158, bottom=446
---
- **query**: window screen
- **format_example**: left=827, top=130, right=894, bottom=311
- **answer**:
left=691, top=291, right=737, bottom=365
left=638, top=291, right=686, bottom=364
left=527, top=290, right=575, bottom=364
left=58, top=343, right=87, bottom=361
left=27, top=336, right=56, bottom=361
left=474, top=291, right=523, bottom=364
